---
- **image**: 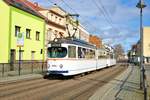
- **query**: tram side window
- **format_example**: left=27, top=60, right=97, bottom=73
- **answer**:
left=78, top=47, right=86, bottom=58
left=89, top=50, right=95, bottom=59
left=110, top=54, right=114, bottom=59
left=68, top=46, right=76, bottom=58
left=85, top=49, right=93, bottom=59
left=78, top=47, right=81, bottom=58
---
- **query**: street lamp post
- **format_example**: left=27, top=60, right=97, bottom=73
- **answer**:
left=136, top=0, right=147, bottom=100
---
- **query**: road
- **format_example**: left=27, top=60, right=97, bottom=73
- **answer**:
left=0, top=64, right=127, bottom=100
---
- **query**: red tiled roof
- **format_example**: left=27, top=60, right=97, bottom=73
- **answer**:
left=4, top=0, right=45, bottom=19
left=22, top=0, right=45, bottom=11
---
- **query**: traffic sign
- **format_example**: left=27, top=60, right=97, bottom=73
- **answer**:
left=17, top=32, right=24, bottom=47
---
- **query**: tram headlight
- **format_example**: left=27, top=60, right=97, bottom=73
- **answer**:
left=59, top=64, right=63, bottom=68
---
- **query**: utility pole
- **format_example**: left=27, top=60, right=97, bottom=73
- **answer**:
left=136, top=0, right=147, bottom=100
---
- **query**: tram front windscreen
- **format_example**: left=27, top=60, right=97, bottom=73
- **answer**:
left=47, top=47, right=67, bottom=58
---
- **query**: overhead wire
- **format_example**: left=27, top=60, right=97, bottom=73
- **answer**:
left=92, top=0, right=119, bottom=33
left=46, top=0, right=104, bottom=35
left=60, top=0, right=101, bottom=33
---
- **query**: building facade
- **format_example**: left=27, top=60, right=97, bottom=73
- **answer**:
left=0, top=0, right=45, bottom=63
left=78, top=25, right=89, bottom=42
left=143, top=27, right=150, bottom=63
left=36, top=5, right=67, bottom=60
left=89, top=35, right=102, bottom=48
left=26, top=2, right=91, bottom=60
left=129, top=27, right=150, bottom=64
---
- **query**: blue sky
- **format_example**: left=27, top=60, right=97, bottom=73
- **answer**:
left=30, top=0, right=150, bottom=52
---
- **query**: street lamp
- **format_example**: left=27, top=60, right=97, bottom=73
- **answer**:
left=136, top=0, right=147, bottom=100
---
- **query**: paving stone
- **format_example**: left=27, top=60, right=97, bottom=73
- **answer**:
left=89, top=65, right=144, bottom=100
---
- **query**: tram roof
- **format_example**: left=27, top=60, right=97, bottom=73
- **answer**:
left=48, top=38, right=96, bottom=49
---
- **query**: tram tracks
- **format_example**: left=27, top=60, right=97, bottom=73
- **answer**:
left=0, top=64, right=127, bottom=100
left=46, top=65, right=126, bottom=100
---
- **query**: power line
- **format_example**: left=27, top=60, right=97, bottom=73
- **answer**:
left=92, top=0, right=119, bottom=33
left=61, top=0, right=78, bottom=14
left=98, top=0, right=114, bottom=25
left=46, top=0, right=55, bottom=5
left=60, top=0, right=101, bottom=32
left=98, top=0, right=120, bottom=32
left=46, top=0, right=102, bottom=34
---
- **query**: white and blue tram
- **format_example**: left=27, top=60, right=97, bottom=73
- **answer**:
left=46, top=38, right=116, bottom=76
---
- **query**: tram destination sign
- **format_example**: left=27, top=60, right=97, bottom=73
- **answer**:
left=51, top=43, right=61, bottom=47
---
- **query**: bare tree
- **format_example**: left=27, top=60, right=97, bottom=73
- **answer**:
left=114, top=44, right=125, bottom=61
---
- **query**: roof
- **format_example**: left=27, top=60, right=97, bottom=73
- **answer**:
left=19, top=1, right=66, bottom=28
left=22, top=0, right=45, bottom=11
left=49, top=38, right=96, bottom=49
left=4, top=0, right=45, bottom=19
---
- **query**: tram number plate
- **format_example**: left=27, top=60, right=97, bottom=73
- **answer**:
left=51, top=43, right=61, bottom=47
left=52, top=65, right=57, bottom=67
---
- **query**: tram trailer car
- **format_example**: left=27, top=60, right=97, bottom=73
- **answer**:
left=46, top=38, right=116, bottom=76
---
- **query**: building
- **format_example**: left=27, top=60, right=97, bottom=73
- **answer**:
left=89, top=35, right=102, bottom=48
left=129, top=27, right=150, bottom=64
left=143, top=27, right=150, bottom=63
left=24, top=1, right=90, bottom=60
left=128, top=44, right=140, bottom=63
left=0, top=0, right=45, bottom=63
left=39, top=5, right=67, bottom=41
left=78, top=25, right=90, bottom=42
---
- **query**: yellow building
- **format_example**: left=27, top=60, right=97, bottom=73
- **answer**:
left=143, top=27, right=150, bottom=63
left=0, top=0, right=45, bottom=63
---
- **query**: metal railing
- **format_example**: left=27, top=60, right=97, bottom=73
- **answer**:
left=0, top=61, right=47, bottom=78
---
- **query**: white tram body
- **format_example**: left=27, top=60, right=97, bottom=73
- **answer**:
left=47, top=38, right=116, bottom=76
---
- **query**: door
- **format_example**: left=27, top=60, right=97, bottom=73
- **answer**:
left=10, top=49, right=16, bottom=71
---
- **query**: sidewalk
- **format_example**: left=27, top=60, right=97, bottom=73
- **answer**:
left=145, top=64, right=150, bottom=99
left=89, top=65, right=144, bottom=100
left=0, top=74, right=43, bottom=84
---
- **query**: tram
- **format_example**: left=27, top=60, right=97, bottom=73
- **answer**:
left=46, top=38, right=116, bottom=76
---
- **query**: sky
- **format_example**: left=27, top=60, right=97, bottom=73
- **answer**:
left=30, top=0, right=150, bottom=53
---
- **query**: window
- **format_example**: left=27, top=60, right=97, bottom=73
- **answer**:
left=68, top=46, right=76, bottom=58
left=47, top=47, right=67, bottom=58
left=26, top=29, right=31, bottom=39
left=59, top=18, right=61, bottom=24
left=78, top=47, right=86, bottom=58
left=54, top=30, right=58, bottom=38
left=47, top=28, right=52, bottom=41
left=36, top=31, right=40, bottom=40
left=50, top=14, right=54, bottom=21
left=78, top=47, right=82, bottom=58
left=15, top=26, right=20, bottom=37
left=78, top=47, right=95, bottom=59
left=31, top=51, right=35, bottom=60
left=55, top=16, right=57, bottom=22
left=59, top=32, right=64, bottom=38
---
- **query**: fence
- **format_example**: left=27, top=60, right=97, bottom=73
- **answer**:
left=0, top=61, right=47, bottom=78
